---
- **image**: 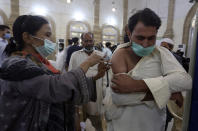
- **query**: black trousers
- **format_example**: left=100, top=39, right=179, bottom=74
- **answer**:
left=165, top=106, right=173, bottom=131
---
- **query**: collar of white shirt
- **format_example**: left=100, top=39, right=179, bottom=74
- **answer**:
left=0, top=37, right=7, bottom=42
left=0, top=37, right=4, bottom=41
left=0, top=37, right=8, bottom=44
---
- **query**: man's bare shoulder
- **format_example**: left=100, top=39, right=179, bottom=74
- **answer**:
left=111, top=47, right=130, bottom=73
left=111, top=47, right=130, bottom=61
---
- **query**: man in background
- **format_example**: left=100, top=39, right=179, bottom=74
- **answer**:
left=54, top=42, right=66, bottom=72
left=0, top=25, right=11, bottom=66
left=160, top=38, right=188, bottom=131
left=69, top=32, right=107, bottom=131
left=66, top=37, right=82, bottom=68
left=161, top=38, right=190, bottom=72
left=103, top=42, right=112, bottom=59
left=160, top=38, right=174, bottom=51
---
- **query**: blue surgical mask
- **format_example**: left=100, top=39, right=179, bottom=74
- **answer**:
left=83, top=46, right=94, bottom=53
left=4, top=33, right=11, bottom=39
left=32, top=36, right=56, bottom=58
left=131, top=42, right=155, bottom=57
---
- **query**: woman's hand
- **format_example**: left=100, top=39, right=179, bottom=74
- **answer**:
left=80, top=53, right=103, bottom=73
left=86, top=53, right=103, bottom=67
left=93, top=62, right=110, bottom=81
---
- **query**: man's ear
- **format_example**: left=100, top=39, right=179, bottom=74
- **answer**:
left=22, top=32, right=32, bottom=44
left=127, top=31, right=131, bottom=37
left=127, top=31, right=132, bottom=42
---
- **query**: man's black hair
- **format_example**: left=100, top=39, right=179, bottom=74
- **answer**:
left=68, top=39, right=73, bottom=45
left=81, top=32, right=94, bottom=40
left=105, top=42, right=111, bottom=48
left=128, top=8, right=161, bottom=33
left=72, top=37, right=79, bottom=44
left=59, top=43, right=64, bottom=46
left=0, top=25, right=10, bottom=31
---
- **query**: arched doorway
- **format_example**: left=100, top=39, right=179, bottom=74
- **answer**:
left=182, top=3, right=198, bottom=47
left=0, top=9, right=9, bottom=25
left=66, top=21, right=91, bottom=46
left=102, top=25, right=119, bottom=46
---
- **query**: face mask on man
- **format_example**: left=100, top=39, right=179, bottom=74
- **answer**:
left=32, top=36, right=56, bottom=58
left=131, top=42, right=155, bottom=57
left=3, top=33, right=11, bottom=39
left=83, top=45, right=94, bottom=53
left=59, top=47, right=64, bottom=52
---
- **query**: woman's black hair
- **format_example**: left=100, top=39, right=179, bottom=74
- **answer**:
left=4, top=37, right=16, bottom=55
left=4, top=15, right=48, bottom=56
left=128, top=8, right=161, bottom=33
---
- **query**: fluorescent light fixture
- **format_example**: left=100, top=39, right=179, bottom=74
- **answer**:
left=112, top=7, right=116, bottom=12
left=67, top=0, right=71, bottom=3
left=112, top=1, right=116, bottom=12
left=32, top=5, right=47, bottom=16
left=73, top=11, right=84, bottom=21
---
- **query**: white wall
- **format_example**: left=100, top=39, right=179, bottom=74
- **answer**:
left=19, top=0, right=95, bottom=41
left=0, top=0, right=11, bottom=18
left=173, top=0, right=193, bottom=49
left=0, top=0, right=195, bottom=48
left=100, top=0, right=123, bottom=34
left=127, top=0, right=168, bottom=39
left=19, top=0, right=124, bottom=40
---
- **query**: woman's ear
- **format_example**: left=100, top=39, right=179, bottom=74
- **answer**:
left=22, top=32, right=33, bottom=45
